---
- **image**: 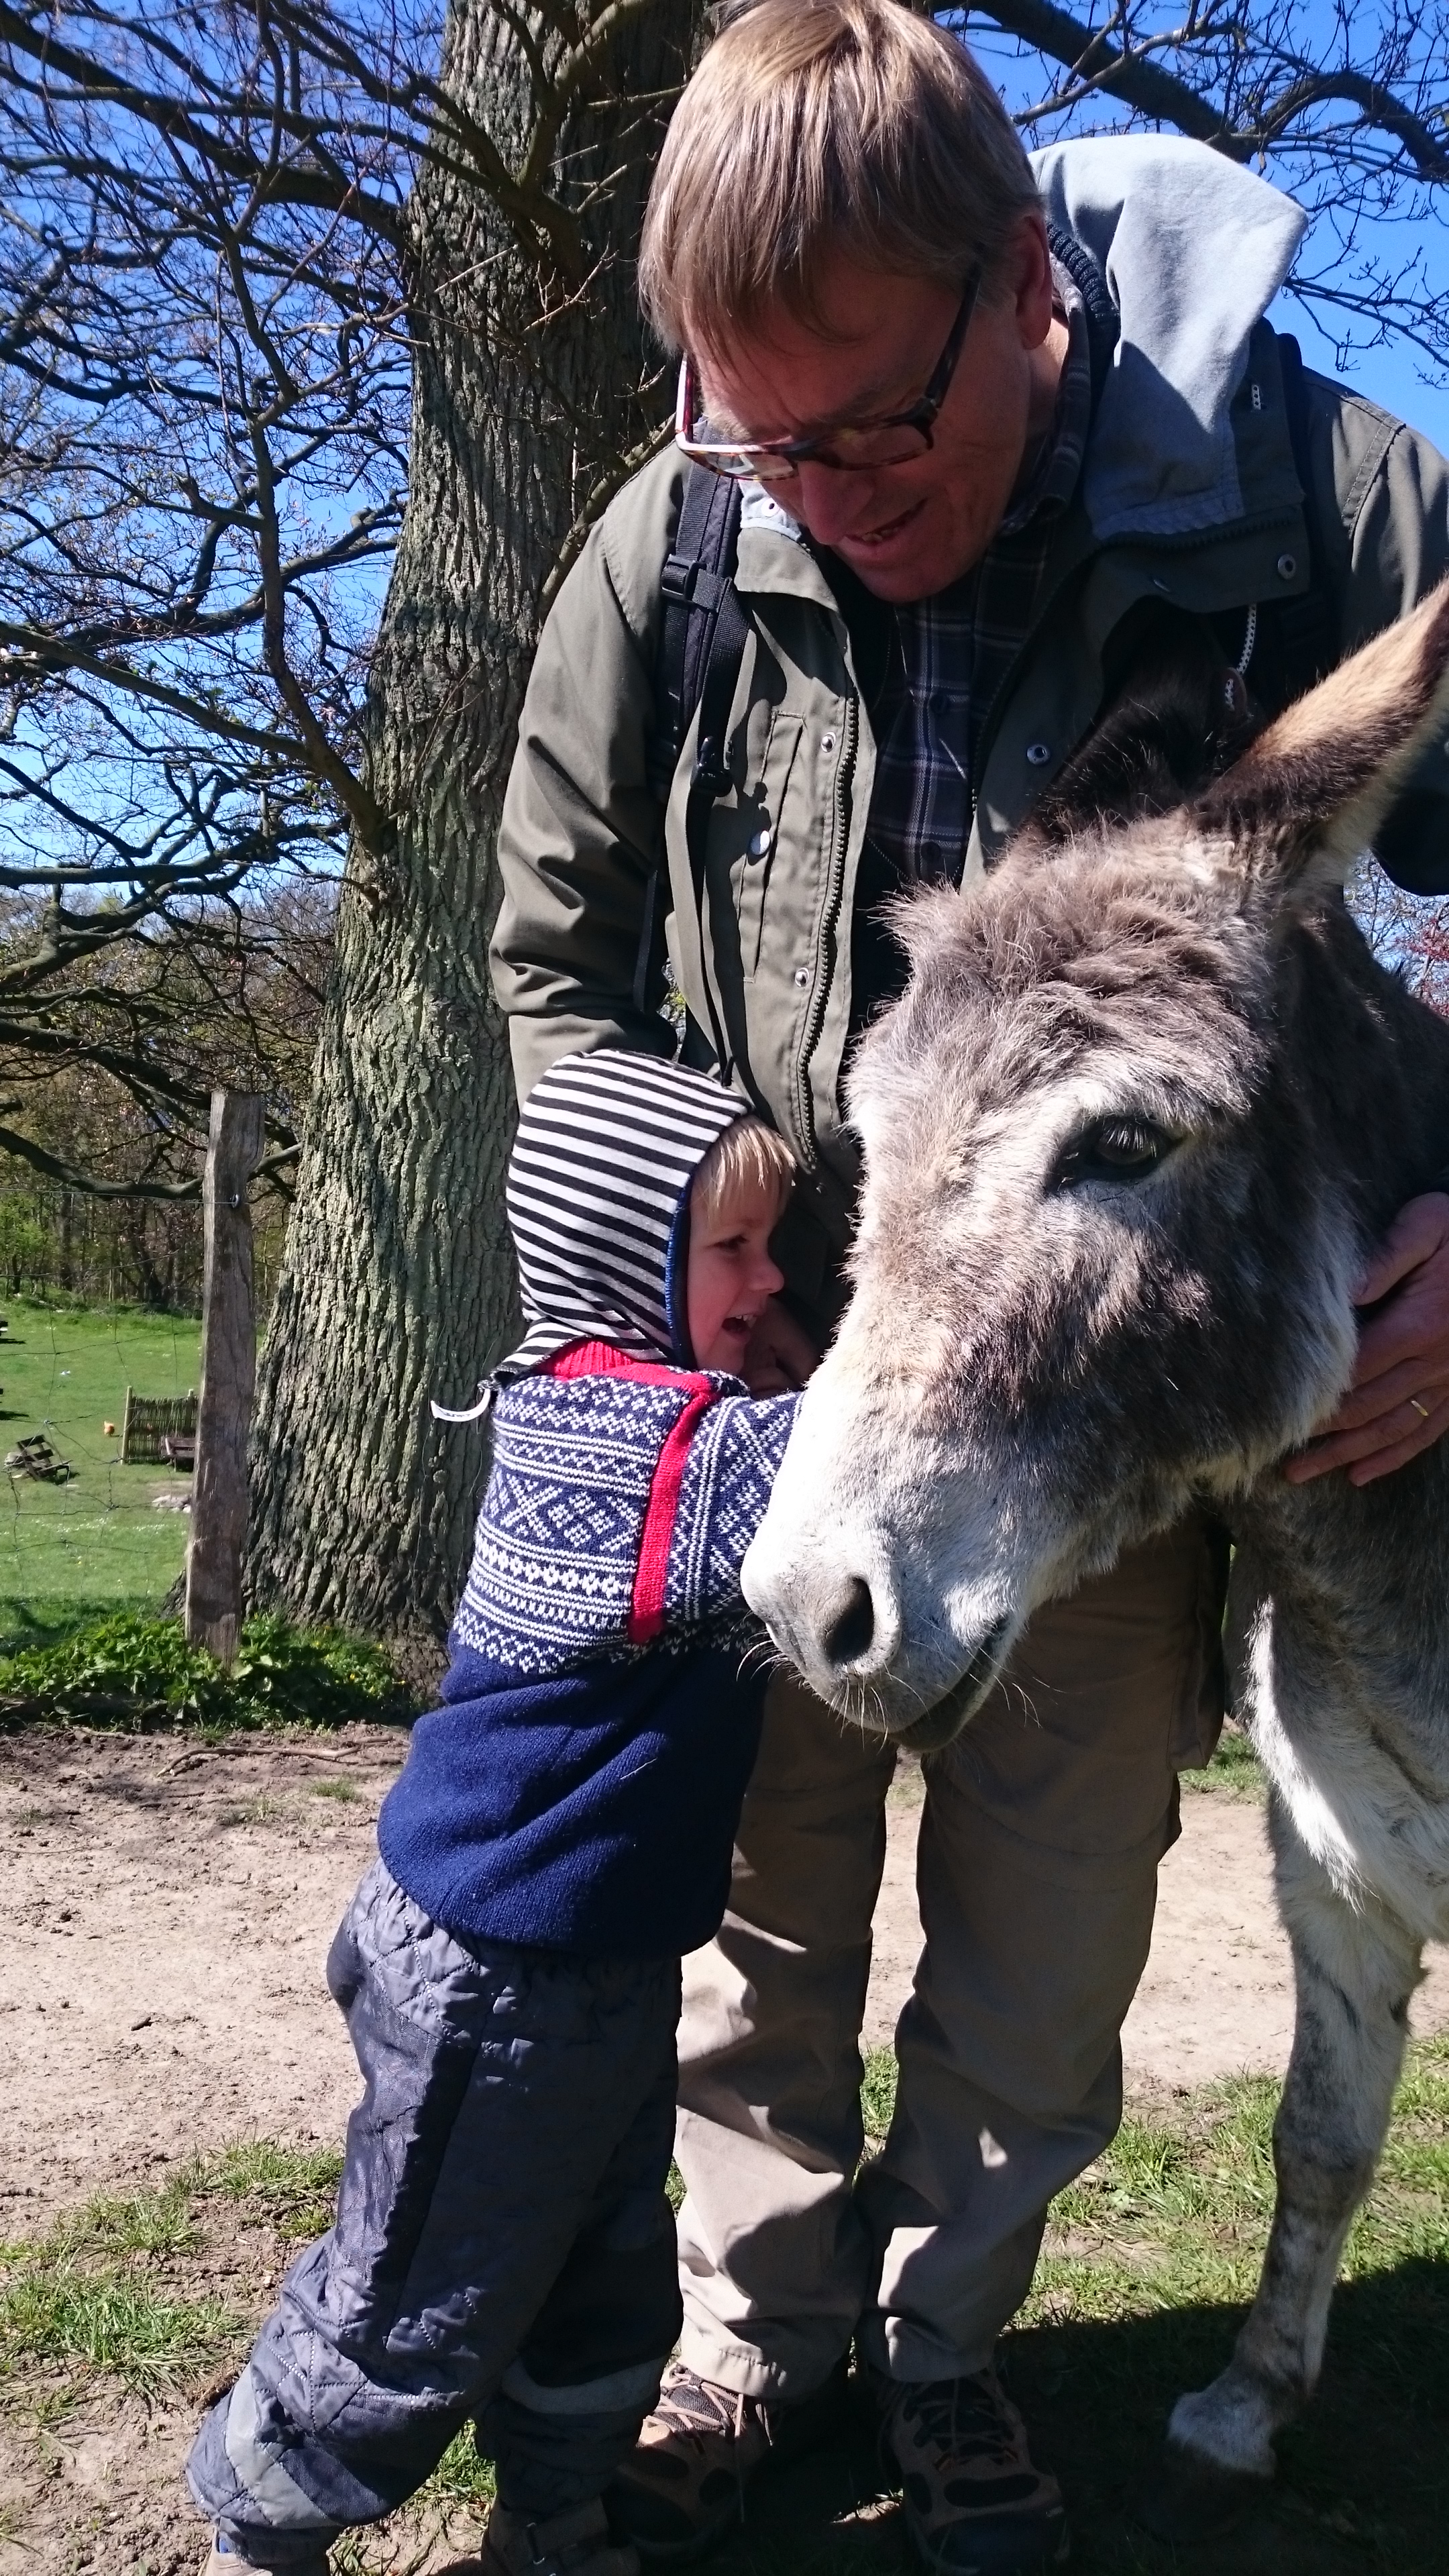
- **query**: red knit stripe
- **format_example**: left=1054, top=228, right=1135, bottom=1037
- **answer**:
left=628, top=1388, right=715, bottom=1644
left=545, top=1340, right=708, bottom=1394
left=541, top=1340, right=718, bottom=1645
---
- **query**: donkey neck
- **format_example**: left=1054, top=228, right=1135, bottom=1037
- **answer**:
left=1275, top=900, right=1449, bottom=1237
left=1230, top=898, right=1449, bottom=1811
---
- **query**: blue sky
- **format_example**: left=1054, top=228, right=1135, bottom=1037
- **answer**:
left=1281, top=294, right=1449, bottom=456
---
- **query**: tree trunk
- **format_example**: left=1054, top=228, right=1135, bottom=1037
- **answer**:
left=248, top=0, right=698, bottom=1676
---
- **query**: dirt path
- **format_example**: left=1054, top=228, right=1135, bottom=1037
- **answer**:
left=4, top=1724, right=1448, bottom=2576
left=7, top=1725, right=1449, bottom=2223
left=1, top=1726, right=403, bottom=2221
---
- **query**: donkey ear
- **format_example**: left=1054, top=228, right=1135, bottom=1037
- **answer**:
left=1191, top=578, right=1449, bottom=906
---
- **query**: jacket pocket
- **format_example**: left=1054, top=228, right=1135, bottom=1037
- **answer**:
left=737, top=713, right=804, bottom=978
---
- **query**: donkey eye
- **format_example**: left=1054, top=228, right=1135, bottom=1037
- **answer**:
left=1056, top=1119, right=1175, bottom=1186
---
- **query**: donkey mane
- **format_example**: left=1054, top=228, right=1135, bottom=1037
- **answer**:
left=895, top=849, right=1254, bottom=1011
left=883, top=610, right=1279, bottom=1052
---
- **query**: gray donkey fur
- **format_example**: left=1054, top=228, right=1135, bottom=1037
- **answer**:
left=743, top=581, right=1449, bottom=2528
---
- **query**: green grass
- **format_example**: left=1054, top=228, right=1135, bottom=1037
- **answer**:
left=0, top=2142, right=346, bottom=2403
left=0, top=1297, right=201, bottom=1642
left=194, top=2139, right=345, bottom=2237
left=852, top=2039, right=1449, bottom=2571
left=857, top=2035, right=1449, bottom=2299
left=861, top=2045, right=899, bottom=2147
left=1017, top=2059, right=1449, bottom=2571
left=5, top=2057, right=1443, bottom=2566
left=418, top=2423, right=497, bottom=2514
left=0, top=1607, right=413, bottom=1733
left=1182, top=1718, right=1266, bottom=1799
left=1034, top=2059, right=1449, bottom=2307
left=44, top=2176, right=203, bottom=2264
left=0, top=2167, right=234, bottom=2393
left=0, top=2135, right=496, bottom=2565
left=0, top=2267, right=234, bottom=2389
left=328, top=2426, right=497, bottom=2576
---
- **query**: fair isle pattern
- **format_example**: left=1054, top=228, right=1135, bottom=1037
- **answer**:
left=451, top=1373, right=687, bottom=1672
left=449, top=1367, right=797, bottom=1678
left=502, top=1049, right=749, bottom=1379
left=667, top=1393, right=797, bottom=1630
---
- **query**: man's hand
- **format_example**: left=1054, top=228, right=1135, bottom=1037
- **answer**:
left=741, top=1297, right=820, bottom=1396
left=1285, top=1191, right=1449, bottom=1486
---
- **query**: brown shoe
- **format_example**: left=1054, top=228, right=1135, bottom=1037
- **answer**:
left=482, top=2498, right=639, bottom=2576
left=201, top=2537, right=330, bottom=2575
left=605, top=2358, right=847, bottom=2561
left=879, top=2371, right=1069, bottom=2573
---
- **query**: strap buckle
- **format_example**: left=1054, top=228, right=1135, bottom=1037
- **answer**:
left=659, top=551, right=695, bottom=607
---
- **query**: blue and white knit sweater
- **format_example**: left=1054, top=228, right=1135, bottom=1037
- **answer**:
left=378, top=1052, right=799, bottom=1958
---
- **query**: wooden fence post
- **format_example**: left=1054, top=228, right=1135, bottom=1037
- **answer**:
left=186, top=1089, right=266, bottom=1664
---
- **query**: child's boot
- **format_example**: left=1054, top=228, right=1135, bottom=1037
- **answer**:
left=200, top=2533, right=331, bottom=2575
left=482, top=2498, right=639, bottom=2576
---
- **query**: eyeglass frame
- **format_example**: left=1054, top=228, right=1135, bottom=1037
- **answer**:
left=674, top=264, right=983, bottom=482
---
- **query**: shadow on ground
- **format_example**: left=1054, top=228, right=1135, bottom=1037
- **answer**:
left=639, top=2259, right=1449, bottom=2576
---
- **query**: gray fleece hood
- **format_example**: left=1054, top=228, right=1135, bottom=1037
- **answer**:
left=1031, top=133, right=1307, bottom=543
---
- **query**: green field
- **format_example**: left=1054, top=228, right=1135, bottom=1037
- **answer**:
left=0, top=1298, right=203, bottom=1646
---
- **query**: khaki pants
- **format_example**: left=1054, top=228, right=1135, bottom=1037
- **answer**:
left=674, top=1518, right=1226, bottom=2398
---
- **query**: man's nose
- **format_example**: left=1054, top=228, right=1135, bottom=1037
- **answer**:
left=790, top=462, right=886, bottom=546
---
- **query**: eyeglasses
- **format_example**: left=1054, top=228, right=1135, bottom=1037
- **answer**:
left=674, top=268, right=981, bottom=484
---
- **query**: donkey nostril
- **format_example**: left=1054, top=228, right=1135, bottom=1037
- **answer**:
left=823, top=1577, right=875, bottom=1668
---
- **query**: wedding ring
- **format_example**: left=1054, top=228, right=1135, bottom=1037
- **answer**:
left=1410, top=1397, right=1432, bottom=1420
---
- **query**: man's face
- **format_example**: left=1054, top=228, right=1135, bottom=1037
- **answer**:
left=694, top=213, right=1059, bottom=604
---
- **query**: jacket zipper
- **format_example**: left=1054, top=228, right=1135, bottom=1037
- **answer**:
left=793, top=696, right=858, bottom=1165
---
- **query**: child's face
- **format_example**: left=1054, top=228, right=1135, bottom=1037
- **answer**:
left=686, top=1183, right=786, bottom=1376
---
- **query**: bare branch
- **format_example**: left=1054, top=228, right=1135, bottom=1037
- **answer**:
left=984, top=0, right=1248, bottom=150
left=0, top=1119, right=202, bottom=1198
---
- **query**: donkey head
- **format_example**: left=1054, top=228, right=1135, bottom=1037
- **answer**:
left=743, top=582, right=1449, bottom=1748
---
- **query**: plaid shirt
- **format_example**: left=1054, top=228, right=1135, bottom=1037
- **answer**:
left=846, top=270, right=1093, bottom=902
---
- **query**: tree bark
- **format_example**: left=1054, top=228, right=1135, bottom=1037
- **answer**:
left=247, top=0, right=698, bottom=1674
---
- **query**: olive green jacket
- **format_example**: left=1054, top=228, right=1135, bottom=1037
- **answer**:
left=492, top=137, right=1449, bottom=1307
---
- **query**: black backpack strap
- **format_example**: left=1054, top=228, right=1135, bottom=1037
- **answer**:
left=1246, top=333, right=1340, bottom=714
left=678, top=571, right=751, bottom=1067
left=635, top=466, right=747, bottom=1046
left=648, top=466, right=745, bottom=798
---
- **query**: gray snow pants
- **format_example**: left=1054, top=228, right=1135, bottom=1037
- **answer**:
left=186, top=1860, right=683, bottom=2567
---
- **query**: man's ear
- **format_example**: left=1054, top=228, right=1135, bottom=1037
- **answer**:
left=1191, top=578, right=1449, bottom=912
left=1013, top=208, right=1055, bottom=353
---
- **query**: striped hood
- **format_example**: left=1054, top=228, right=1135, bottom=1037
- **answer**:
left=500, top=1050, right=750, bottom=1381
